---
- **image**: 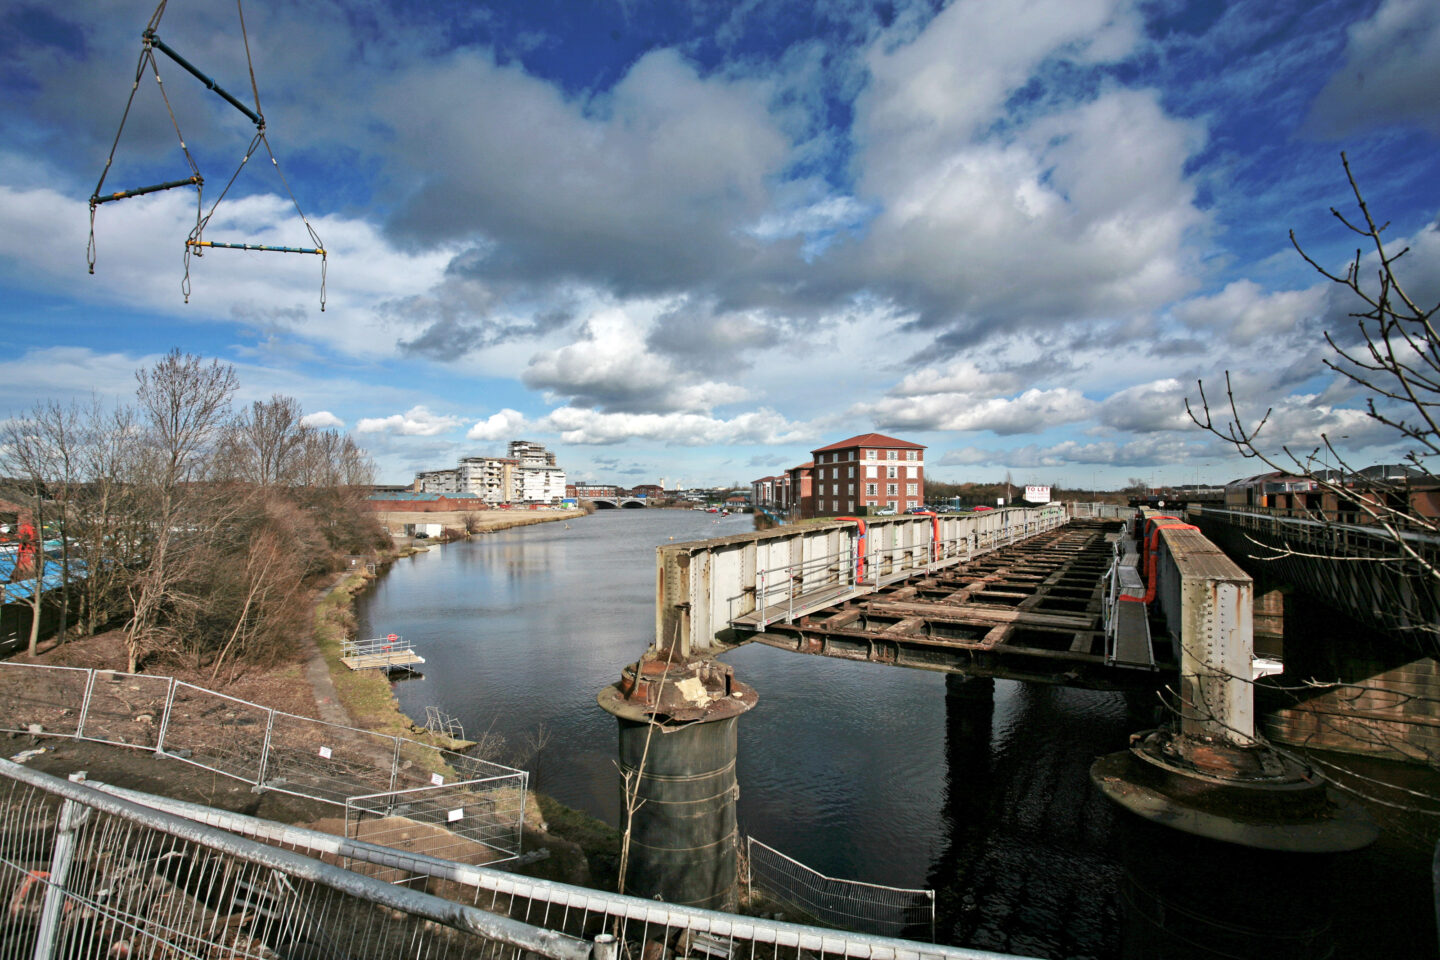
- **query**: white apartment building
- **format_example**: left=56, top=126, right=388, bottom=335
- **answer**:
left=414, top=441, right=567, bottom=504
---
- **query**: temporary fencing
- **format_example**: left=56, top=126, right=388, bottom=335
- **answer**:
left=0, top=661, right=527, bottom=863
left=0, top=759, right=589, bottom=960
left=746, top=837, right=936, bottom=942
left=15, top=767, right=1024, bottom=960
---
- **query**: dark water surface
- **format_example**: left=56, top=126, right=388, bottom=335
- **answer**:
left=356, top=509, right=1431, bottom=959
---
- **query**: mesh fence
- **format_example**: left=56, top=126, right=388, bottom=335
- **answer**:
left=746, top=837, right=936, bottom=942
left=0, top=759, right=591, bottom=960
left=0, top=661, right=527, bottom=863
left=81, top=779, right=1019, bottom=960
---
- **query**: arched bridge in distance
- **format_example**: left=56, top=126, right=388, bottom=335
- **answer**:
left=588, top=497, right=650, bottom=509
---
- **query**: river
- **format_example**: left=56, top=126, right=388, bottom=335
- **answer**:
left=356, top=508, right=1432, bottom=959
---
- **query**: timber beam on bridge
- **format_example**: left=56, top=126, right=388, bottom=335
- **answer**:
left=747, top=522, right=1174, bottom=689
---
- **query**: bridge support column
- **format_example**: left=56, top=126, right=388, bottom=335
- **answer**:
left=598, top=655, right=756, bottom=910
left=1092, top=519, right=1375, bottom=854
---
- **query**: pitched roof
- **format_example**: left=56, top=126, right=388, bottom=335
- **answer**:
left=811, top=433, right=925, bottom=453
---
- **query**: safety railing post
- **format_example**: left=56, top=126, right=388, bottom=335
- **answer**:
left=256, top=707, right=276, bottom=787
left=592, top=934, right=618, bottom=960
left=390, top=735, right=402, bottom=794
left=757, top=567, right=768, bottom=630
left=75, top=667, right=97, bottom=740
left=34, top=775, right=92, bottom=960
left=154, top=677, right=177, bottom=757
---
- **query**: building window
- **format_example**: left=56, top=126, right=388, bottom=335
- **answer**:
left=866, top=483, right=876, bottom=495
left=907, top=483, right=918, bottom=495
left=888, top=450, right=898, bottom=460
left=865, top=465, right=876, bottom=478
left=887, top=483, right=897, bottom=495
left=865, top=449, right=875, bottom=460
left=848, top=466, right=854, bottom=478
left=906, top=450, right=917, bottom=461
left=847, top=499, right=854, bottom=511
left=887, top=466, right=897, bottom=479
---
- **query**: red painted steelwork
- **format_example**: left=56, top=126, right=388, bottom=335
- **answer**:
left=836, top=517, right=867, bottom=581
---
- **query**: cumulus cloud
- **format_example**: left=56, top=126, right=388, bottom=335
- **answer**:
left=941, top=435, right=1218, bottom=469
left=522, top=307, right=748, bottom=413
left=1306, top=0, right=1440, bottom=136
left=864, top=387, right=1095, bottom=435
left=538, top=406, right=812, bottom=446
left=1098, top=379, right=1193, bottom=433
left=356, top=405, right=464, bottom=436
left=1171, top=280, right=1327, bottom=345
left=302, top=410, right=344, bottom=429
left=467, top=408, right=528, bottom=442
left=839, top=0, right=1204, bottom=347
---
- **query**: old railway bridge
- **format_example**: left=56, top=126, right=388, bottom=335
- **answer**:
left=656, top=505, right=1162, bottom=690
left=599, top=503, right=1379, bottom=911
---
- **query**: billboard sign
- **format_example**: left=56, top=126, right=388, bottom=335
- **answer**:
left=1024, top=485, right=1051, bottom=504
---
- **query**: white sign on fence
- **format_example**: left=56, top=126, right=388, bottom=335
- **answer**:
left=1024, top=485, right=1051, bottom=504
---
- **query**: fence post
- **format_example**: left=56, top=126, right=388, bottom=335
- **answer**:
left=257, top=708, right=276, bottom=786
left=154, top=677, right=177, bottom=757
left=389, top=736, right=401, bottom=794
left=74, top=667, right=97, bottom=740
left=34, top=774, right=92, bottom=960
left=591, top=934, right=618, bottom=960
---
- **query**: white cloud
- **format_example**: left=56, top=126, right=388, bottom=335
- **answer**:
left=302, top=410, right=344, bottom=429
left=522, top=306, right=748, bottom=413
left=355, top=405, right=464, bottom=436
left=847, top=0, right=1205, bottom=339
left=1171, top=280, right=1326, bottom=345
left=539, top=406, right=812, bottom=446
left=864, top=387, right=1095, bottom=435
left=467, top=408, right=528, bottom=442
left=1308, top=0, right=1440, bottom=136
left=1098, top=379, right=1193, bottom=433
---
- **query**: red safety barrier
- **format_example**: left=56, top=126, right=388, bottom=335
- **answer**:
left=913, top=512, right=940, bottom=561
left=837, top=517, right=868, bottom=582
left=1119, top=515, right=1196, bottom=605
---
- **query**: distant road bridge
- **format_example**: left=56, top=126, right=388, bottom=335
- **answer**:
left=653, top=505, right=1170, bottom=689
left=587, top=497, right=650, bottom=509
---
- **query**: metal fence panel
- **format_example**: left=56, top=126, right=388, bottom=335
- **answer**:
left=0, top=663, right=91, bottom=739
left=747, top=837, right=936, bottom=942
left=86, top=780, right=1033, bottom=960
left=265, top=710, right=400, bottom=801
left=345, top=774, right=528, bottom=882
left=0, top=663, right=527, bottom=861
left=0, top=759, right=591, bottom=960
left=75, top=671, right=173, bottom=749
left=159, top=681, right=273, bottom=784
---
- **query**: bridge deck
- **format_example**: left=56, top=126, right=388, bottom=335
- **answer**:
left=740, top=521, right=1170, bottom=689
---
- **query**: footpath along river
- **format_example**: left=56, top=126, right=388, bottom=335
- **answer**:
left=356, top=508, right=1431, bottom=959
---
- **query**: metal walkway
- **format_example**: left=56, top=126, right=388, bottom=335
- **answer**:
left=743, top=522, right=1170, bottom=689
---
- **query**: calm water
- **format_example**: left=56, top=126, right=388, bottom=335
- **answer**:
left=356, top=509, right=1430, bottom=958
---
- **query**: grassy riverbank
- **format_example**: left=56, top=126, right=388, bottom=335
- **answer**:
left=317, top=517, right=622, bottom=889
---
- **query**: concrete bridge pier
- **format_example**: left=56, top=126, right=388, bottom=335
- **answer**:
left=597, top=655, right=756, bottom=910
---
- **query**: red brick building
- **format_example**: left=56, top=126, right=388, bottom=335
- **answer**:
left=787, top=462, right=814, bottom=518
left=810, top=434, right=925, bottom=517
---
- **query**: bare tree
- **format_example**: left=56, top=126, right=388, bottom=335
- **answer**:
left=222, top=395, right=308, bottom=486
left=125, top=350, right=238, bottom=672
left=1189, top=154, right=1440, bottom=578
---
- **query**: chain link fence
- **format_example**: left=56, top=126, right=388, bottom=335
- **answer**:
left=0, top=661, right=527, bottom=863
left=746, top=837, right=936, bottom=942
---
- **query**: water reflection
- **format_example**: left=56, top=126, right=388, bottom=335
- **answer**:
left=354, top=508, right=1427, bottom=958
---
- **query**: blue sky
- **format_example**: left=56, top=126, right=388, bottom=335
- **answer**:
left=2, top=0, right=1438, bottom=489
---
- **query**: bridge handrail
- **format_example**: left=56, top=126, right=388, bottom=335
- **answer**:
left=1192, top=505, right=1440, bottom=551
left=657, top=506, right=1068, bottom=655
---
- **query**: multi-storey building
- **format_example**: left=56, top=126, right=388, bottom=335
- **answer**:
left=413, top=440, right=567, bottom=504
left=810, top=434, right=925, bottom=517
